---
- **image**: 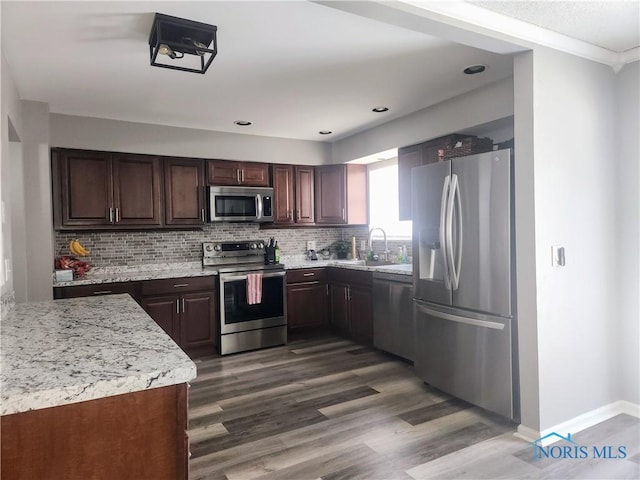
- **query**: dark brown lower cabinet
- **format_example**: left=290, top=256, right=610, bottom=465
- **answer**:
left=1, top=384, right=188, bottom=480
left=180, top=291, right=217, bottom=351
left=140, top=294, right=181, bottom=344
left=140, top=277, right=217, bottom=357
left=328, top=268, right=373, bottom=344
left=287, top=268, right=329, bottom=331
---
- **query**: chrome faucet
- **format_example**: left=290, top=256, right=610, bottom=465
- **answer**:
left=368, top=227, right=389, bottom=261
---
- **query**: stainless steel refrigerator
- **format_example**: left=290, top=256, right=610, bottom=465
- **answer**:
left=412, top=148, right=519, bottom=420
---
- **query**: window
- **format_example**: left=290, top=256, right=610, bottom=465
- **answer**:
left=368, top=158, right=412, bottom=239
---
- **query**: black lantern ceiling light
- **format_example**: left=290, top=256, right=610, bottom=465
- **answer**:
left=149, top=13, right=218, bottom=74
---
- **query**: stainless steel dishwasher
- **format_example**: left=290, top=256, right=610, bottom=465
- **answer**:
left=372, top=271, right=414, bottom=361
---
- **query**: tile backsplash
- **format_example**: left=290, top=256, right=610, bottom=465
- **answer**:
left=55, top=224, right=371, bottom=267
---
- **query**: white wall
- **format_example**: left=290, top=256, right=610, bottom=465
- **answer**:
left=615, top=60, right=639, bottom=405
left=22, top=101, right=53, bottom=302
left=513, top=50, right=541, bottom=431
left=527, top=47, right=620, bottom=431
left=50, top=114, right=331, bottom=165
left=1, top=46, right=23, bottom=308
left=331, top=77, right=514, bottom=163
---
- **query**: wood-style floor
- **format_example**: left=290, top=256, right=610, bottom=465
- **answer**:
left=188, top=333, right=640, bottom=480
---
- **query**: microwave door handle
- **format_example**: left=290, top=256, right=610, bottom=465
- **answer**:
left=256, top=194, right=263, bottom=220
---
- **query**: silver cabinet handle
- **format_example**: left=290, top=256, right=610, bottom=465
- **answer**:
left=115, top=207, right=120, bottom=223
left=326, top=284, right=329, bottom=296
left=92, top=290, right=112, bottom=295
left=176, top=299, right=179, bottom=314
left=344, top=288, right=347, bottom=300
left=237, top=170, right=241, bottom=183
left=201, top=208, right=205, bottom=223
left=108, top=207, right=113, bottom=223
left=173, top=283, right=189, bottom=288
left=303, top=272, right=315, bottom=277
left=181, top=298, right=185, bottom=313
left=342, top=208, right=345, bottom=221
left=348, top=287, right=351, bottom=301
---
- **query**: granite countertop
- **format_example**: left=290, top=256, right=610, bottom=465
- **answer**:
left=53, top=259, right=412, bottom=288
left=0, top=294, right=196, bottom=415
left=53, top=262, right=218, bottom=287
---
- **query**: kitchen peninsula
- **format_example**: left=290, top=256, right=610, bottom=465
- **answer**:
left=0, top=294, right=196, bottom=480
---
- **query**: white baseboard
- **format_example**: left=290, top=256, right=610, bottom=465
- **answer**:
left=514, top=400, right=640, bottom=446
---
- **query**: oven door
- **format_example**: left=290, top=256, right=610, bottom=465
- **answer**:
left=219, top=270, right=286, bottom=334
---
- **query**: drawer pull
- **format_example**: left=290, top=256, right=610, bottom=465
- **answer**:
left=173, top=283, right=189, bottom=288
left=92, top=290, right=113, bottom=295
left=303, top=273, right=315, bottom=277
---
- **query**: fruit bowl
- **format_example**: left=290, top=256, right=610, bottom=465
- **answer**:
left=54, top=256, right=92, bottom=278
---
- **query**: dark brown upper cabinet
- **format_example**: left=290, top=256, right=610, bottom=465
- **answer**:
left=272, top=164, right=316, bottom=225
left=164, top=158, right=206, bottom=226
left=52, top=149, right=162, bottom=230
left=206, top=159, right=270, bottom=187
left=314, top=164, right=367, bottom=225
left=397, top=134, right=468, bottom=221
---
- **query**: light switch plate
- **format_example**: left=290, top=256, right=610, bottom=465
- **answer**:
left=306, top=240, right=316, bottom=251
left=551, top=245, right=566, bottom=267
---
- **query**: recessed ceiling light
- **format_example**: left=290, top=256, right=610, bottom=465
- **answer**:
left=463, top=65, right=486, bottom=75
left=372, top=107, right=389, bottom=113
left=319, top=130, right=333, bottom=135
left=234, top=120, right=252, bottom=126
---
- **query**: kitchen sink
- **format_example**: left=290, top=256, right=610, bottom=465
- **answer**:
left=364, top=260, right=394, bottom=266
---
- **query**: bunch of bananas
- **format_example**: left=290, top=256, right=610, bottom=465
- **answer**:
left=69, top=239, right=90, bottom=257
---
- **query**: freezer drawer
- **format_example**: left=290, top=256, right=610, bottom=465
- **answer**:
left=414, top=301, right=515, bottom=419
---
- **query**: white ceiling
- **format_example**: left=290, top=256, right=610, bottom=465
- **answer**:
left=1, top=1, right=637, bottom=143
left=468, top=1, right=639, bottom=53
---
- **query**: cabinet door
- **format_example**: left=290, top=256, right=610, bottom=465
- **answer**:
left=315, top=165, right=346, bottom=224
left=180, top=291, right=217, bottom=352
left=57, top=149, right=113, bottom=227
left=112, top=154, right=162, bottom=226
left=240, top=162, right=270, bottom=187
left=272, top=164, right=294, bottom=224
left=295, top=166, right=315, bottom=224
left=330, top=283, right=350, bottom=332
left=206, top=160, right=240, bottom=186
left=287, top=282, right=328, bottom=330
left=141, top=295, right=180, bottom=344
left=349, top=285, right=373, bottom=344
left=398, top=144, right=423, bottom=221
left=164, top=158, right=205, bottom=226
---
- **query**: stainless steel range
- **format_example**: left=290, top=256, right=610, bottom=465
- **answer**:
left=203, top=240, right=286, bottom=355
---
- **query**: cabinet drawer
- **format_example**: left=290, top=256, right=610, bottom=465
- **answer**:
left=58, top=282, right=138, bottom=299
left=328, top=268, right=372, bottom=287
left=140, top=276, right=217, bottom=296
left=287, top=268, right=327, bottom=284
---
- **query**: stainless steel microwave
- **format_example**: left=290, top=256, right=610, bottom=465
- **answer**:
left=207, top=186, right=274, bottom=223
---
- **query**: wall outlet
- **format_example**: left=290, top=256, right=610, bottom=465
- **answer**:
left=306, top=240, right=316, bottom=251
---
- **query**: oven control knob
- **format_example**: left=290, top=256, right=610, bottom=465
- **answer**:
left=213, top=245, right=221, bottom=251
left=205, top=244, right=213, bottom=252
left=257, top=242, right=264, bottom=249
left=250, top=243, right=257, bottom=250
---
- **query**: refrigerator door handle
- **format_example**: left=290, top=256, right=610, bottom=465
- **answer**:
left=415, top=302, right=505, bottom=330
left=445, top=174, right=457, bottom=290
left=439, top=175, right=452, bottom=289
left=451, top=174, right=463, bottom=290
